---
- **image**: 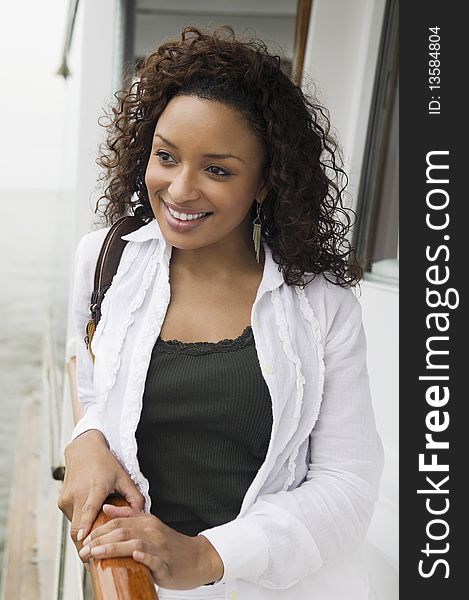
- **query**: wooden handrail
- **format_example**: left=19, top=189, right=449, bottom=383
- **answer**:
left=89, top=494, right=158, bottom=600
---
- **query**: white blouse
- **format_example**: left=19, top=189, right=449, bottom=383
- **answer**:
left=69, top=218, right=384, bottom=599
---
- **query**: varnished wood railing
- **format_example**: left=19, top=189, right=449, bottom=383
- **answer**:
left=89, top=494, right=158, bottom=600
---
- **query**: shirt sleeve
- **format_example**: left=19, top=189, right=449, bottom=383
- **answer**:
left=198, top=292, right=384, bottom=589
left=67, top=233, right=108, bottom=446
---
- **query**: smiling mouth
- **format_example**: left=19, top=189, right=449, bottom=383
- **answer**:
left=161, top=201, right=213, bottom=232
left=164, top=202, right=213, bottom=221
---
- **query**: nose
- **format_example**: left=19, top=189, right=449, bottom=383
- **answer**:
left=167, top=166, right=200, bottom=203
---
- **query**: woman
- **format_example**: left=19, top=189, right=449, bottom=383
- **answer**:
left=59, top=25, right=384, bottom=599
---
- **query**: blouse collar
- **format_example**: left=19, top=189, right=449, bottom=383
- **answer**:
left=121, top=218, right=284, bottom=293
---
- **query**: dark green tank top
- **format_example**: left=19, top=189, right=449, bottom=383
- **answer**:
left=135, top=325, right=273, bottom=536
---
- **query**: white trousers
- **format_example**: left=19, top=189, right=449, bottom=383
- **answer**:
left=156, top=581, right=226, bottom=600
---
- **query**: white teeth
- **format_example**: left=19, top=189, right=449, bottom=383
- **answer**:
left=167, top=205, right=208, bottom=221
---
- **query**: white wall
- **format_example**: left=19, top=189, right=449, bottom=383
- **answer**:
left=359, top=280, right=399, bottom=562
left=69, top=0, right=120, bottom=238
left=302, top=1, right=399, bottom=594
left=61, top=0, right=120, bottom=363
left=303, top=0, right=387, bottom=204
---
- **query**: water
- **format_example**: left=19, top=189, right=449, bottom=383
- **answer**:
left=0, top=188, right=73, bottom=578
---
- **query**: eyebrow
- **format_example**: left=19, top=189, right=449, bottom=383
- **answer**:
left=153, top=133, right=245, bottom=163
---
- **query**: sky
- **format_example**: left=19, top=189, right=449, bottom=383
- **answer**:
left=0, top=1, right=68, bottom=190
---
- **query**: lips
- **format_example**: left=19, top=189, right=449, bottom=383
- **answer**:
left=164, top=200, right=213, bottom=216
left=162, top=201, right=212, bottom=232
left=166, top=204, right=208, bottom=221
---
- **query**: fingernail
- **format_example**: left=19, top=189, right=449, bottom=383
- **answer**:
left=77, top=528, right=84, bottom=542
left=79, top=545, right=90, bottom=558
left=82, top=535, right=91, bottom=546
left=91, top=545, right=104, bottom=556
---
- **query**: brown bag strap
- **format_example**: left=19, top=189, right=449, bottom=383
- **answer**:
left=84, top=215, right=146, bottom=361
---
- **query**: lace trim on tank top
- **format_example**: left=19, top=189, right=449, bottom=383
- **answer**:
left=156, top=325, right=254, bottom=355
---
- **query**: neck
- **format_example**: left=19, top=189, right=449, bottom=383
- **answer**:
left=170, top=231, right=265, bottom=282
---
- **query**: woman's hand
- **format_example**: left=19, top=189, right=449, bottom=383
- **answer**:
left=78, top=504, right=224, bottom=590
left=57, top=429, right=145, bottom=555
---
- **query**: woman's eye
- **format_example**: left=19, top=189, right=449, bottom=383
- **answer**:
left=154, top=151, right=174, bottom=163
left=207, top=166, right=230, bottom=178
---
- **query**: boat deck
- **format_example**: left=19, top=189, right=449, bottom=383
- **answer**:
left=1, top=392, right=41, bottom=599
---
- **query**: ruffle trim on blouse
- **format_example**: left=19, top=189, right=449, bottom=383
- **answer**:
left=270, top=288, right=306, bottom=490
left=295, top=285, right=325, bottom=411
left=156, top=325, right=254, bottom=355
left=106, top=249, right=160, bottom=395
left=120, top=245, right=171, bottom=514
left=93, top=242, right=150, bottom=451
left=287, top=286, right=326, bottom=485
left=91, top=241, right=142, bottom=353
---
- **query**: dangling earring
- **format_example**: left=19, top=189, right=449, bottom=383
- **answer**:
left=252, top=202, right=262, bottom=263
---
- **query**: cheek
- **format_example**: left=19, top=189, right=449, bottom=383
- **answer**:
left=221, top=196, right=255, bottom=225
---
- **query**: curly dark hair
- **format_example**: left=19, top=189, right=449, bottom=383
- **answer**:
left=96, top=25, right=363, bottom=287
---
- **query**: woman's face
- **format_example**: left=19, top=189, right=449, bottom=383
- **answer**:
left=145, top=95, right=267, bottom=252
